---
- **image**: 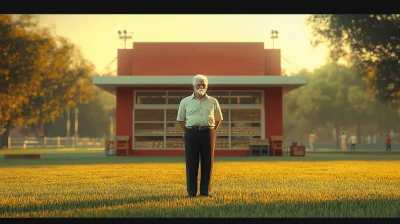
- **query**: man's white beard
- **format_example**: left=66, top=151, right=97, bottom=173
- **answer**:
left=196, top=88, right=206, bottom=95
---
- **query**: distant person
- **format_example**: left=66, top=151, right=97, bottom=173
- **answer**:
left=309, top=131, right=317, bottom=151
left=386, top=135, right=392, bottom=152
left=340, top=132, right=347, bottom=151
left=365, top=135, right=371, bottom=144
left=350, top=134, right=357, bottom=150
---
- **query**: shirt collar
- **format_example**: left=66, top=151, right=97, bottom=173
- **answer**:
left=191, top=93, right=209, bottom=99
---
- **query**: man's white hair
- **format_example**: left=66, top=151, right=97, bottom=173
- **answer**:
left=192, top=74, right=208, bottom=86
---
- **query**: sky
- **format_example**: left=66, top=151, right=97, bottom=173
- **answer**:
left=36, top=14, right=330, bottom=75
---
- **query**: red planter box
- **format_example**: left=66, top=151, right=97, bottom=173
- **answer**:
left=290, top=145, right=305, bottom=156
left=270, top=148, right=283, bottom=156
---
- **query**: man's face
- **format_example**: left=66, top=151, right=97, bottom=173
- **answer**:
left=193, top=79, right=208, bottom=91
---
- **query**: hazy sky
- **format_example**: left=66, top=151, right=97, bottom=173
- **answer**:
left=36, top=14, right=329, bottom=75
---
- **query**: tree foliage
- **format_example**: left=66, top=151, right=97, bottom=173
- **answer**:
left=44, top=92, right=114, bottom=138
left=0, top=14, right=94, bottom=147
left=283, top=64, right=393, bottom=148
left=43, top=74, right=116, bottom=138
left=306, top=14, right=400, bottom=102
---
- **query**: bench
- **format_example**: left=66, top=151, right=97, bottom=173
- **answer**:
left=4, top=154, right=41, bottom=160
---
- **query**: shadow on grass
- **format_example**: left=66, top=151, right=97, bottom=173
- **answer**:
left=1, top=194, right=399, bottom=218
left=1, top=153, right=400, bottom=167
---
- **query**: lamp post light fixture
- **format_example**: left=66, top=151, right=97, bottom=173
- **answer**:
left=118, top=30, right=133, bottom=49
left=271, top=30, right=279, bottom=49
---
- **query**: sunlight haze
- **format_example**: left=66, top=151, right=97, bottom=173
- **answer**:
left=36, top=14, right=329, bottom=75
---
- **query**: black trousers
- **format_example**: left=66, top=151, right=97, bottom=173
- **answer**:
left=350, top=144, right=356, bottom=150
left=386, top=144, right=391, bottom=151
left=184, top=128, right=215, bottom=196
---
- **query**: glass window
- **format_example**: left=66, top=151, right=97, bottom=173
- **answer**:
left=167, top=91, right=193, bottom=104
left=231, top=136, right=261, bottom=149
left=166, top=109, right=179, bottom=122
left=134, top=109, right=164, bottom=122
left=207, top=91, right=230, bottom=104
left=221, top=109, right=229, bottom=121
left=230, top=91, right=262, bottom=104
left=134, top=136, right=164, bottom=149
left=166, top=136, right=184, bottom=149
left=216, top=136, right=229, bottom=149
left=231, top=109, right=261, bottom=122
left=231, top=122, right=261, bottom=135
left=166, top=122, right=184, bottom=135
left=136, top=91, right=167, bottom=104
left=134, top=123, right=164, bottom=135
left=215, top=123, right=229, bottom=135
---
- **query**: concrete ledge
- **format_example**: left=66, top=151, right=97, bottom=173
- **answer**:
left=4, top=154, right=41, bottom=160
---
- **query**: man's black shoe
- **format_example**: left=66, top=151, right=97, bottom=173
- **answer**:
left=200, top=194, right=212, bottom=198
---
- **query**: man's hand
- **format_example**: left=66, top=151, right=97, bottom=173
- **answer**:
left=178, top=121, right=186, bottom=132
left=214, top=120, right=221, bottom=131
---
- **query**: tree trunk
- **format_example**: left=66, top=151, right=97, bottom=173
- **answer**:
left=32, top=122, right=44, bottom=137
left=0, top=123, right=12, bottom=149
left=31, top=124, right=39, bottom=137
left=333, top=119, right=340, bottom=149
left=356, top=122, right=362, bottom=143
left=43, top=123, right=49, bottom=136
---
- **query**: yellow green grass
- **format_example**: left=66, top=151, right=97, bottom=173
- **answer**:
left=1, top=155, right=400, bottom=217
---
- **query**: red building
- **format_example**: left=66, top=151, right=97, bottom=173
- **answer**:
left=92, top=42, right=306, bottom=156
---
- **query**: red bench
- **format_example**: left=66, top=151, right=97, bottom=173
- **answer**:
left=4, top=154, right=41, bottom=160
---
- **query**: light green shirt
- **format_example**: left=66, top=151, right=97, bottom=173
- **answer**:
left=176, top=93, right=223, bottom=127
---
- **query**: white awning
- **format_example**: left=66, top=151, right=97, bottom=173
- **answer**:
left=92, top=75, right=307, bottom=94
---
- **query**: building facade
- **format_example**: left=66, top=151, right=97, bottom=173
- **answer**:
left=92, top=42, right=307, bottom=156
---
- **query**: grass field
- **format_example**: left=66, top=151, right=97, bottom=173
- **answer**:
left=1, top=152, right=400, bottom=218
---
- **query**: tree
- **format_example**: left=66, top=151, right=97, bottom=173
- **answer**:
left=283, top=69, right=311, bottom=135
left=306, top=14, right=400, bottom=102
left=0, top=14, right=94, bottom=148
left=28, top=37, right=94, bottom=135
left=289, top=64, right=377, bottom=148
left=42, top=69, right=116, bottom=138
left=43, top=84, right=115, bottom=138
left=1, top=14, right=46, bottom=135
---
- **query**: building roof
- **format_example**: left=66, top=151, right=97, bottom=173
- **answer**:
left=92, top=75, right=307, bottom=94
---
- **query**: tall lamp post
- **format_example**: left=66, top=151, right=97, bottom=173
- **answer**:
left=74, top=107, right=79, bottom=141
left=66, top=107, right=70, bottom=138
left=66, top=107, right=79, bottom=147
left=271, top=30, right=279, bottom=49
left=118, top=30, right=133, bottom=49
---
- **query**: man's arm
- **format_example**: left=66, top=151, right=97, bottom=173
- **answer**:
left=176, top=100, right=186, bottom=132
left=214, top=99, right=223, bottom=131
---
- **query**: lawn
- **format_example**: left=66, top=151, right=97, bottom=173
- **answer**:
left=0, top=153, right=400, bottom=218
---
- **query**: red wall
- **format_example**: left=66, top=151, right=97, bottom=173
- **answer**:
left=264, top=49, right=281, bottom=76
left=118, top=42, right=281, bottom=76
left=117, top=49, right=132, bottom=76
left=115, top=42, right=283, bottom=156
left=263, top=87, right=283, bottom=137
left=116, top=87, right=134, bottom=150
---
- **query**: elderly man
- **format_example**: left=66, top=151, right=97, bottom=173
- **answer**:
left=176, top=74, right=223, bottom=198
